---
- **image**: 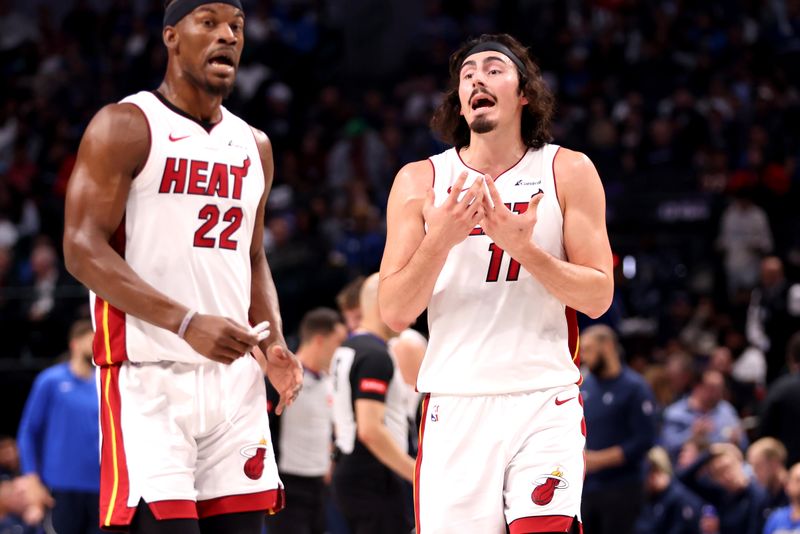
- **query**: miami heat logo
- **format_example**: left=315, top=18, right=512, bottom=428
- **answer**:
left=240, top=438, right=268, bottom=480
left=531, top=468, right=569, bottom=506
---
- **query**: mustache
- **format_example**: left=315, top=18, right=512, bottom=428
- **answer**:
left=469, top=87, right=496, bottom=103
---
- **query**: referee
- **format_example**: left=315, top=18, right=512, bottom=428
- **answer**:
left=265, top=308, right=347, bottom=534
left=331, top=273, right=415, bottom=534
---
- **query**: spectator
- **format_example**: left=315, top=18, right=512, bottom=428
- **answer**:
left=581, top=325, right=658, bottom=534
left=335, top=275, right=365, bottom=333
left=759, top=332, right=800, bottom=466
left=716, top=189, right=773, bottom=302
left=16, top=319, right=99, bottom=533
left=330, top=273, right=414, bottom=534
left=746, top=437, right=789, bottom=516
left=677, top=443, right=769, bottom=534
left=746, top=256, right=800, bottom=383
left=265, top=307, right=347, bottom=534
left=661, top=369, right=747, bottom=461
left=763, top=462, right=800, bottom=534
left=634, top=446, right=704, bottom=534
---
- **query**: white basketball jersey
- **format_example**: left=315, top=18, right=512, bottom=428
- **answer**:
left=90, top=91, right=264, bottom=365
left=417, top=145, right=581, bottom=395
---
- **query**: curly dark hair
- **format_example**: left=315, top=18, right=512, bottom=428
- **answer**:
left=430, top=33, right=555, bottom=149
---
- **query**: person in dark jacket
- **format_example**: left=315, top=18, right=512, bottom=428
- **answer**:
left=677, top=443, right=769, bottom=534
left=581, top=325, right=658, bottom=534
left=635, top=446, right=704, bottom=534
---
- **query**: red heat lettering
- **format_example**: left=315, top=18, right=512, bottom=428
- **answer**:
left=159, top=157, right=187, bottom=193
left=187, top=160, right=209, bottom=195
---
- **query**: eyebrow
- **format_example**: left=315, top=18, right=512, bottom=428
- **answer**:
left=460, top=55, right=511, bottom=71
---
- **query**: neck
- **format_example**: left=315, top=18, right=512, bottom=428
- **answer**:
left=791, top=503, right=800, bottom=520
left=69, top=355, right=93, bottom=379
left=355, top=317, right=392, bottom=342
left=159, top=70, right=223, bottom=124
left=296, top=346, right=322, bottom=374
left=461, top=124, right=527, bottom=176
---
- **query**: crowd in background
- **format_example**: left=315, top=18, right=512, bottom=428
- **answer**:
left=1, top=0, right=800, bottom=532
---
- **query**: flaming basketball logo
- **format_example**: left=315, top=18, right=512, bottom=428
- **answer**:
left=531, top=468, right=569, bottom=506
left=240, top=438, right=268, bottom=480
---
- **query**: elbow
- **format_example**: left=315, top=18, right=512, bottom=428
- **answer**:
left=378, top=300, right=415, bottom=333
left=584, top=283, right=614, bottom=319
left=63, top=231, right=91, bottom=283
left=357, top=425, right=378, bottom=447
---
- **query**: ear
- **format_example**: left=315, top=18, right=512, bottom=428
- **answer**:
left=520, top=93, right=529, bottom=106
left=163, top=26, right=178, bottom=51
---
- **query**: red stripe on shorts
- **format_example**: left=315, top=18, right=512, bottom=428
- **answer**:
left=99, top=365, right=135, bottom=529
left=197, top=488, right=285, bottom=518
left=414, top=394, right=430, bottom=534
left=509, top=514, right=582, bottom=533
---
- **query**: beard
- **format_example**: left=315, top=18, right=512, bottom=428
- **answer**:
left=469, top=115, right=497, bottom=134
left=588, top=355, right=607, bottom=376
left=186, top=67, right=235, bottom=99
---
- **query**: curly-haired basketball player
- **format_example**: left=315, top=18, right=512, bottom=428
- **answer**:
left=379, top=33, right=614, bottom=534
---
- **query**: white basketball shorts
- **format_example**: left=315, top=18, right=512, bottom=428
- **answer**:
left=415, top=384, right=585, bottom=534
left=97, top=354, right=283, bottom=529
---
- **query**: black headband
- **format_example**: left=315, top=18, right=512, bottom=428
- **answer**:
left=163, top=0, right=244, bottom=28
left=462, top=41, right=526, bottom=75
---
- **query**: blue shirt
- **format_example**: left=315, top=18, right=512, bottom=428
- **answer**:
left=17, top=363, right=100, bottom=492
left=764, top=506, right=800, bottom=534
left=581, top=366, right=658, bottom=493
left=660, top=397, right=747, bottom=460
left=634, top=480, right=704, bottom=534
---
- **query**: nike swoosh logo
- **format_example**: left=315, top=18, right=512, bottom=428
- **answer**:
left=555, top=396, right=575, bottom=406
left=169, top=133, right=190, bottom=142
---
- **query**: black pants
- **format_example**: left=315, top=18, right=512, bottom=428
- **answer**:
left=128, top=500, right=263, bottom=534
left=265, top=474, right=326, bottom=534
left=581, top=480, right=644, bottom=534
left=49, top=491, right=102, bottom=534
left=332, top=468, right=411, bottom=534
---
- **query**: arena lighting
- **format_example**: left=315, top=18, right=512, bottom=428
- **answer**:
left=622, top=255, right=636, bottom=279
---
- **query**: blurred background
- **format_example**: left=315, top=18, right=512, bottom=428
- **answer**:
left=1, top=0, right=800, bottom=532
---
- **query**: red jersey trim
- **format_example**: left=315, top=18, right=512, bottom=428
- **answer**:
left=414, top=394, right=430, bottom=534
left=552, top=146, right=563, bottom=208
left=509, top=514, right=581, bottom=533
left=197, top=488, right=285, bottom=518
left=455, top=147, right=530, bottom=184
left=148, top=500, right=198, bottom=520
left=98, top=365, right=135, bottom=529
left=359, top=378, right=388, bottom=395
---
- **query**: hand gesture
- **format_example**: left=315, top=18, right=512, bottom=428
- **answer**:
left=480, top=177, right=544, bottom=259
left=264, top=344, right=303, bottom=415
left=183, top=314, right=259, bottom=364
left=422, top=171, right=485, bottom=251
left=14, top=474, right=54, bottom=525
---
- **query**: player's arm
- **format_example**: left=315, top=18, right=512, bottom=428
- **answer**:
left=64, top=104, right=258, bottom=362
left=485, top=149, right=613, bottom=318
left=249, top=128, right=302, bottom=413
left=355, top=399, right=416, bottom=482
left=379, top=162, right=484, bottom=331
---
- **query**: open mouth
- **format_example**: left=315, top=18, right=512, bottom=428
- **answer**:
left=208, top=52, right=236, bottom=70
left=471, top=95, right=496, bottom=110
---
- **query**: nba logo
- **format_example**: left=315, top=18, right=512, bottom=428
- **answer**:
left=431, top=405, right=439, bottom=422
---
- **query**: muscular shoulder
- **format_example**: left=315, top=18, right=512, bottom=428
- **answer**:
left=391, top=159, right=434, bottom=199
left=553, top=147, right=603, bottom=208
left=249, top=126, right=273, bottom=159
left=83, top=103, right=150, bottom=174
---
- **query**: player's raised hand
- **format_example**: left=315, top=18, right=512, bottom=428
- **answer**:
left=264, top=344, right=303, bottom=415
left=182, top=313, right=260, bottom=364
left=481, top=177, right=544, bottom=259
left=422, top=171, right=486, bottom=251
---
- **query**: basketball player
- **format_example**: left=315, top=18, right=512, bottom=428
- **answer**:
left=62, top=1, right=302, bottom=533
left=379, top=33, right=614, bottom=534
